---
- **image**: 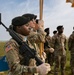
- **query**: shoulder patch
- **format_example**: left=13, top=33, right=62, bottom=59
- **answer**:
left=5, top=45, right=13, bottom=52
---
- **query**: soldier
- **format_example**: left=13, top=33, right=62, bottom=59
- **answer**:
left=35, top=19, right=46, bottom=62
left=52, top=30, right=57, bottom=64
left=44, top=28, right=54, bottom=66
left=52, top=25, right=67, bottom=75
left=5, top=16, right=51, bottom=75
left=68, top=27, right=74, bottom=75
left=22, top=14, right=46, bottom=62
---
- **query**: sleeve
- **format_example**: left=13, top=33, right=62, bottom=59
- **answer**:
left=5, top=41, right=38, bottom=74
left=64, top=36, right=67, bottom=50
left=28, top=28, right=46, bottom=43
left=51, top=36, right=56, bottom=48
left=48, top=36, right=52, bottom=47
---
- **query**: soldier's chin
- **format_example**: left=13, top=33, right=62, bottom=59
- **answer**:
left=25, top=33, right=29, bottom=36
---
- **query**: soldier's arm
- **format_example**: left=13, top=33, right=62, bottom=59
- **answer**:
left=51, top=36, right=56, bottom=48
left=5, top=41, right=38, bottom=74
left=64, top=36, right=67, bottom=50
left=28, top=28, right=46, bottom=43
left=48, top=36, right=52, bottom=47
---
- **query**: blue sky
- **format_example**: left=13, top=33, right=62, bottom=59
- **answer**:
left=0, top=0, right=74, bottom=41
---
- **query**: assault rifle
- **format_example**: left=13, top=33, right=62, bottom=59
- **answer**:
left=0, top=13, right=43, bottom=66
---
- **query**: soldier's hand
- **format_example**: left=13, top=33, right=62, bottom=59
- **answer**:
left=38, top=20, right=44, bottom=29
left=49, top=48, right=54, bottom=53
left=37, top=63, right=51, bottom=75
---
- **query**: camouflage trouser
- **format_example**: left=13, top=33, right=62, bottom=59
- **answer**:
left=54, top=55, right=66, bottom=75
left=70, top=53, right=74, bottom=75
left=46, top=52, right=54, bottom=66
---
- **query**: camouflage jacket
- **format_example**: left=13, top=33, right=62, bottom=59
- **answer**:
left=28, top=28, right=46, bottom=61
left=5, top=34, right=38, bottom=75
left=52, top=33, right=67, bottom=56
left=5, top=28, right=46, bottom=75
left=44, top=35, right=52, bottom=51
left=28, top=28, right=46, bottom=43
left=68, top=32, right=74, bottom=53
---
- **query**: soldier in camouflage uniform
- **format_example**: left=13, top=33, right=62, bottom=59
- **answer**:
left=22, top=14, right=46, bottom=62
left=5, top=16, right=51, bottom=75
left=44, top=28, right=54, bottom=66
left=68, top=28, right=74, bottom=75
left=52, top=26, right=67, bottom=75
left=34, top=19, right=46, bottom=62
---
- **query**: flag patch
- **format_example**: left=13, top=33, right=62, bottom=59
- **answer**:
left=5, top=45, right=12, bottom=52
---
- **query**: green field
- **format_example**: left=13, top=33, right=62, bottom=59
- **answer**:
left=0, top=42, right=71, bottom=75
left=0, top=42, right=6, bottom=56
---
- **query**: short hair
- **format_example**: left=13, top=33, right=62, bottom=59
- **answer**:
left=57, top=25, right=64, bottom=30
left=53, top=30, right=57, bottom=34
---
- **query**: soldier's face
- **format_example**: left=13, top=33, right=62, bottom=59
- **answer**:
left=58, top=28, right=64, bottom=33
left=18, top=23, right=30, bottom=36
left=29, top=19, right=36, bottom=29
left=34, top=23, right=39, bottom=30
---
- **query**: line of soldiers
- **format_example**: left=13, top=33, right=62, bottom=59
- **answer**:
left=44, top=26, right=74, bottom=75
left=4, top=13, right=74, bottom=75
left=44, top=26, right=67, bottom=75
left=5, top=13, right=51, bottom=75
left=68, top=28, right=74, bottom=75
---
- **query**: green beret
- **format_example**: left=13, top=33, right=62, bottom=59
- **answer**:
left=22, top=13, right=37, bottom=21
left=12, top=16, right=30, bottom=26
left=57, top=25, right=64, bottom=30
left=44, top=28, right=49, bottom=32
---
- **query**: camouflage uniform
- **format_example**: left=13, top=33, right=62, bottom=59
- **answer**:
left=44, top=35, right=54, bottom=66
left=5, top=16, right=50, bottom=75
left=52, top=33, right=67, bottom=75
left=68, top=31, right=74, bottom=75
left=5, top=34, right=38, bottom=75
left=5, top=28, right=46, bottom=75
left=28, top=28, right=46, bottom=62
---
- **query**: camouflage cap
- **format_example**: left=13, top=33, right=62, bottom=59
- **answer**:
left=12, top=16, right=30, bottom=26
left=22, top=13, right=37, bottom=21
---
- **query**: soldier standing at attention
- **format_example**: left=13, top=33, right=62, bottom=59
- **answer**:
left=44, top=28, right=54, bottom=66
left=52, top=25, right=67, bottom=75
left=5, top=16, right=51, bottom=75
left=22, top=14, right=46, bottom=62
left=68, top=27, right=74, bottom=75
